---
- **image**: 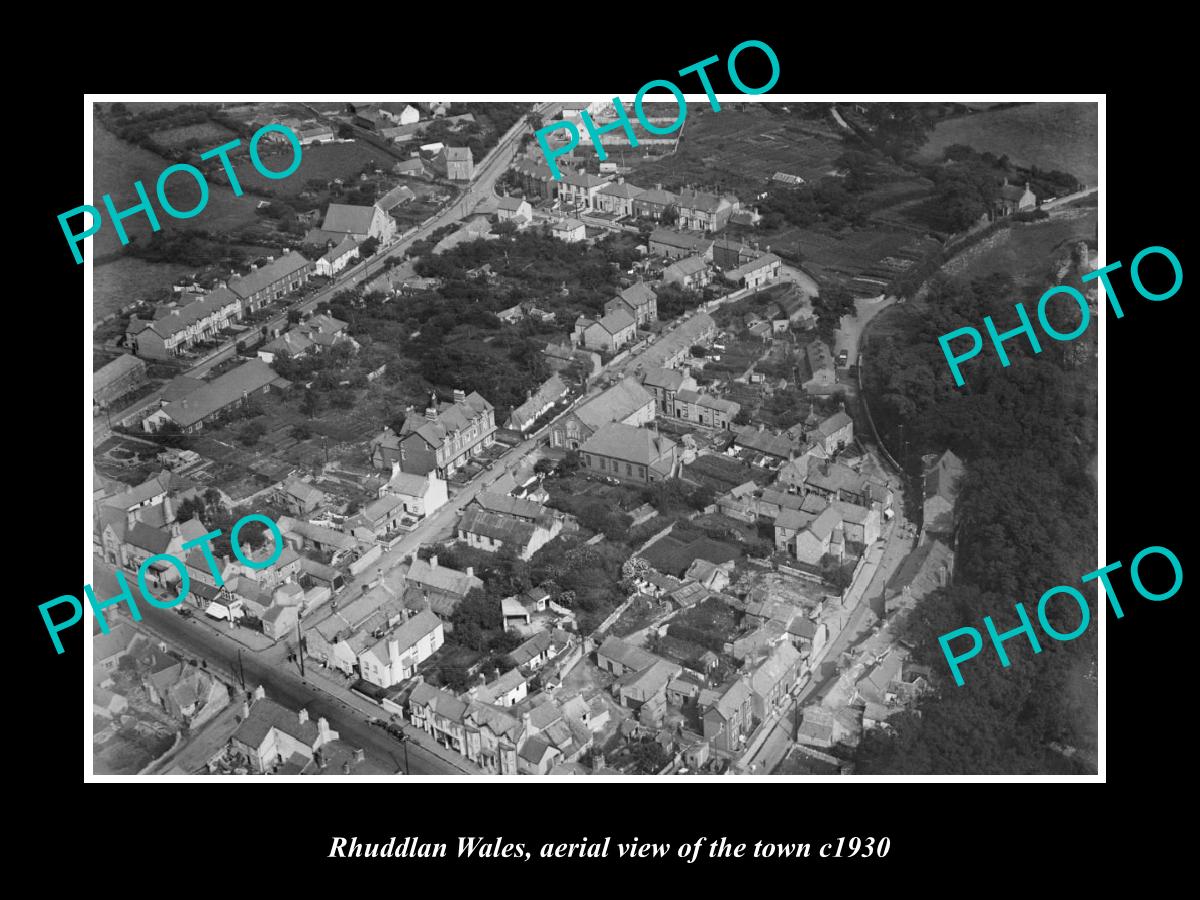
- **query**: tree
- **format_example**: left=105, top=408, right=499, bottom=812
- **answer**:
left=291, top=423, right=313, bottom=440
left=301, top=388, right=321, bottom=419
left=359, top=237, right=380, bottom=258
left=337, top=123, right=355, bottom=139
left=238, top=420, right=267, bottom=446
left=561, top=449, right=582, bottom=474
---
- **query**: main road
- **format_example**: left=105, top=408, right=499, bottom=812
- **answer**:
left=94, top=558, right=467, bottom=775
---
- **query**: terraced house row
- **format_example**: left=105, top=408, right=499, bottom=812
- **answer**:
left=126, top=251, right=314, bottom=359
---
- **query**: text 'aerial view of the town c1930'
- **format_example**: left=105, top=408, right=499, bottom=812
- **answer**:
left=89, top=98, right=1098, bottom=778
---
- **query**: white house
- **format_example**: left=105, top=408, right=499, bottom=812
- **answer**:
left=399, top=104, right=420, bottom=125
left=357, top=609, right=445, bottom=689
left=382, top=465, right=449, bottom=519
left=316, top=236, right=359, bottom=277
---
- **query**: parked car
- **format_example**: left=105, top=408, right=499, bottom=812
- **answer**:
left=837, top=350, right=849, bottom=366
left=176, top=607, right=192, bottom=618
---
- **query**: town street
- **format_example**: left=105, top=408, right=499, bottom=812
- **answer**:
left=94, top=558, right=471, bottom=775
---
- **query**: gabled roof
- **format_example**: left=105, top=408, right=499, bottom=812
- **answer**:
left=474, top=667, right=527, bottom=704
left=161, top=360, right=287, bottom=429
left=676, top=187, right=725, bottom=213
left=321, top=236, right=359, bottom=263
left=806, top=506, right=843, bottom=541
left=560, top=170, right=608, bottom=188
left=708, top=677, right=751, bottom=719
left=580, top=422, right=676, bottom=466
left=641, top=367, right=686, bottom=392
left=734, top=427, right=795, bottom=459
left=125, top=522, right=172, bottom=555
left=596, top=635, right=658, bottom=672
left=94, top=623, right=136, bottom=660
left=129, top=287, right=241, bottom=339
left=924, top=449, right=965, bottom=501
left=399, top=392, right=495, bottom=452
left=410, top=681, right=468, bottom=722
left=406, top=558, right=482, bottom=598
left=322, top=203, right=378, bottom=236
left=473, top=492, right=546, bottom=521
left=637, top=188, right=677, bottom=207
left=458, top=507, right=538, bottom=547
left=665, top=255, right=708, bottom=278
left=496, top=195, right=529, bottom=212
left=228, top=253, right=312, bottom=299
left=384, top=608, right=443, bottom=655
left=593, top=308, right=635, bottom=335
left=263, top=330, right=314, bottom=358
left=377, top=184, right=416, bottom=212
left=386, top=470, right=434, bottom=498
left=748, top=641, right=801, bottom=696
left=650, top=228, right=713, bottom=252
left=619, top=282, right=658, bottom=307
left=94, top=354, right=146, bottom=392
left=233, top=698, right=321, bottom=748
left=599, top=180, right=645, bottom=199
left=572, top=377, right=653, bottom=430
left=725, top=253, right=780, bottom=280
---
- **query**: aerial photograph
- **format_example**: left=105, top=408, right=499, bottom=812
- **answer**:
left=88, top=97, right=1098, bottom=777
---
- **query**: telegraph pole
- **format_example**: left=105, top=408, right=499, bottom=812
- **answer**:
left=295, top=620, right=306, bottom=677
left=236, top=647, right=246, bottom=692
left=396, top=731, right=411, bottom=775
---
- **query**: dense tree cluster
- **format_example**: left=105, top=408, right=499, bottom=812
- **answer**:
left=857, top=266, right=1097, bottom=774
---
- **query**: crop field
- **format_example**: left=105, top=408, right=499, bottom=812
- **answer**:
left=796, top=228, right=939, bottom=291
left=629, top=105, right=847, bottom=195
left=917, top=102, right=1098, bottom=185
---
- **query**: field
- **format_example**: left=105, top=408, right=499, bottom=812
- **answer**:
left=629, top=105, right=847, bottom=195
left=93, top=256, right=200, bottom=320
left=795, top=229, right=940, bottom=291
left=234, top=140, right=389, bottom=199
left=92, top=122, right=264, bottom=256
left=917, top=102, right=1098, bottom=185
left=943, top=209, right=1098, bottom=290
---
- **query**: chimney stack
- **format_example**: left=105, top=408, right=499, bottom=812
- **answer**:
left=318, top=717, right=331, bottom=741
left=429, top=554, right=438, bottom=569
left=466, top=566, right=474, bottom=578
left=297, top=708, right=310, bottom=725
left=522, top=711, right=533, bottom=736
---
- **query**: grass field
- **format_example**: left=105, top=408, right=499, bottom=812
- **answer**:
left=946, top=210, right=1098, bottom=289
left=917, top=102, right=1098, bottom=185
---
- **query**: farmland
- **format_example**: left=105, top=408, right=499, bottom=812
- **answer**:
left=916, top=102, right=1098, bottom=185
left=629, top=105, right=847, bottom=196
